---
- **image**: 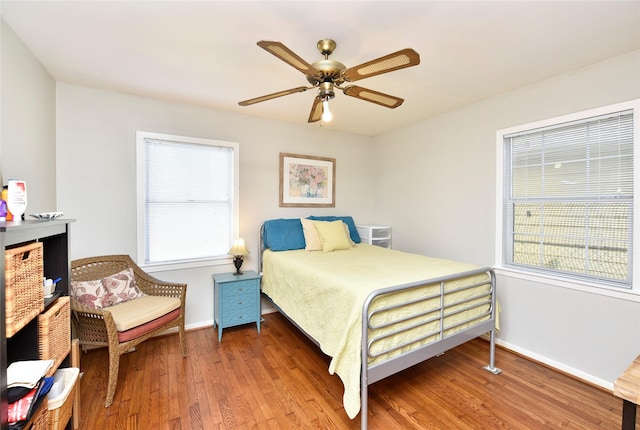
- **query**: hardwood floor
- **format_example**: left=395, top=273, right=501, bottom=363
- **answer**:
left=77, top=312, right=635, bottom=429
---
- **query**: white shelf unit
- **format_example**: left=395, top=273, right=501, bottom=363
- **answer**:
left=356, top=225, right=392, bottom=249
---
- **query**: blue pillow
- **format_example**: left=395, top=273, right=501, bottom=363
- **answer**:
left=307, top=216, right=361, bottom=243
left=263, top=219, right=306, bottom=251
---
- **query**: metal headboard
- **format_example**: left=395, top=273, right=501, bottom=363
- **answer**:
left=258, top=222, right=266, bottom=274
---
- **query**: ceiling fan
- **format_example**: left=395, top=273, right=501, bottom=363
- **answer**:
left=238, top=39, right=420, bottom=123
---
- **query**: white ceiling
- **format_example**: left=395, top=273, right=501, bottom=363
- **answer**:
left=2, top=1, right=639, bottom=136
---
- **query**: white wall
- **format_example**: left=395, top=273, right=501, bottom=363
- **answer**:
left=372, top=50, right=640, bottom=388
left=55, top=83, right=373, bottom=327
left=0, top=19, right=56, bottom=213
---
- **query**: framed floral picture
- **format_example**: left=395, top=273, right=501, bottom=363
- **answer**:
left=279, top=153, right=335, bottom=207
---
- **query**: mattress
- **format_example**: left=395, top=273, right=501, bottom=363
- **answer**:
left=261, top=244, right=492, bottom=418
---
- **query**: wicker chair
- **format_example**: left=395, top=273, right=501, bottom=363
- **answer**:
left=70, top=255, right=187, bottom=407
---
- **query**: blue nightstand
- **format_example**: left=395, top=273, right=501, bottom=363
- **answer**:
left=212, top=270, right=261, bottom=341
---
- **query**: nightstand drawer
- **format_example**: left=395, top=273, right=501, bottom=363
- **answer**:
left=221, top=292, right=257, bottom=308
left=224, top=280, right=256, bottom=297
left=221, top=305, right=258, bottom=326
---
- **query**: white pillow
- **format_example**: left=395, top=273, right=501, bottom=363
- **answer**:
left=300, top=218, right=323, bottom=251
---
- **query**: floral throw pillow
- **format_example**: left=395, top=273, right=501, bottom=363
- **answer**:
left=70, top=267, right=145, bottom=309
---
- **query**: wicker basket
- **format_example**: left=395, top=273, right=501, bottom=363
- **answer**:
left=47, top=367, right=79, bottom=430
left=5, top=242, right=44, bottom=337
left=24, top=398, right=48, bottom=430
left=38, top=297, right=71, bottom=375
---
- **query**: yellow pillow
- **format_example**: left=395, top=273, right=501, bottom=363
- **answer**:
left=344, top=223, right=356, bottom=246
left=300, top=218, right=322, bottom=251
left=314, top=220, right=352, bottom=252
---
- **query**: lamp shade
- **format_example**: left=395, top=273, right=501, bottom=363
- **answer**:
left=228, top=238, right=249, bottom=256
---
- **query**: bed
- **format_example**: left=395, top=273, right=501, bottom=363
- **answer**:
left=258, top=217, right=501, bottom=429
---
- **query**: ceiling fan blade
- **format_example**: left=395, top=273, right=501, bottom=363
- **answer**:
left=257, top=40, right=319, bottom=77
left=238, top=86, right=309, bottom=106
left=342, top=85, right=404, bottom=108
left=342, top=48, right=420, bottom=82
left=308, top=97, right=322, bottom=123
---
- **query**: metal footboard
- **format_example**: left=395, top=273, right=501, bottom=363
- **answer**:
left=359, top=267, right=501, bottom=430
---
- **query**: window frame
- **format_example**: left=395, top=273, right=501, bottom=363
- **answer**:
left=495, top=99, right=640, bottom=300
left=136, top=131, right=239, bottom=272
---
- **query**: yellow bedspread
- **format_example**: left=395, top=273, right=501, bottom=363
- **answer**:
left=261, top=244, right=492, bottom=419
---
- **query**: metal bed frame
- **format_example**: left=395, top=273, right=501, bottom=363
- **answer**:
left=258, top=223, right=501, bottom=429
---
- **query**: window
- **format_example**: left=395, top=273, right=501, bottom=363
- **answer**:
left=497, top=100, right=639, bottom=292
left=136, top=131, right=239, bottom=269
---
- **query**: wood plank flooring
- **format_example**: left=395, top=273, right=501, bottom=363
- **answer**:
left=77, top=312, right=636, bottom=429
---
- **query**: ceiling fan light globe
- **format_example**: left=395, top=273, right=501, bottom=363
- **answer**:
left=321, top=100, right=333, bottom=122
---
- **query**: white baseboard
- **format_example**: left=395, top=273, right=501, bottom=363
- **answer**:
left=185, top=320, right=214, bottom=331
left=495, top=338, right=614, bottom=391
left=184, top=307, right=278, bottom=332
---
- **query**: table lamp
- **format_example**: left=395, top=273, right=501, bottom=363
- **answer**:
left=228, top=238, right=249, bottom=275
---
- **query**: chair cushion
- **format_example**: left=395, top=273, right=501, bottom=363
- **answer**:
left=106, top=295, right=181, bottom=332
left=117, top=308, right=181, bottom=342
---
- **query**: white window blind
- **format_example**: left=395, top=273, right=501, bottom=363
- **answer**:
left=137, top=132, right=238, bottom=266
left=503, top=109, right=634, bottom=287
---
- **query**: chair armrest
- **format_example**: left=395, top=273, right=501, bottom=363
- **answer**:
left=70, top=297, right=119, bottom=347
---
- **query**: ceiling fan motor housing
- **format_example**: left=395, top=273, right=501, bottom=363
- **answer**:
left=307, top=59, right=346, bottom=86
left=318, top=81, right=335, bottom=100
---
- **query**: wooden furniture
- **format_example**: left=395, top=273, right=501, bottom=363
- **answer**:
left=212, top=270, right=261, bottom=341
left=356, top=224, right=392, bottom=248
left=614, top=354, right=640, bottom=430
left=70, top=255, right=187, bottom=407
left=70, top=339, right=80, bottom=430
left=0, top=219, right=74, bottom=430
left=259, top=219, right=500, bottom=430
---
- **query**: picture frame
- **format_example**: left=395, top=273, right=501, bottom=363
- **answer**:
left=279, top=153, right=335, bottom=207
